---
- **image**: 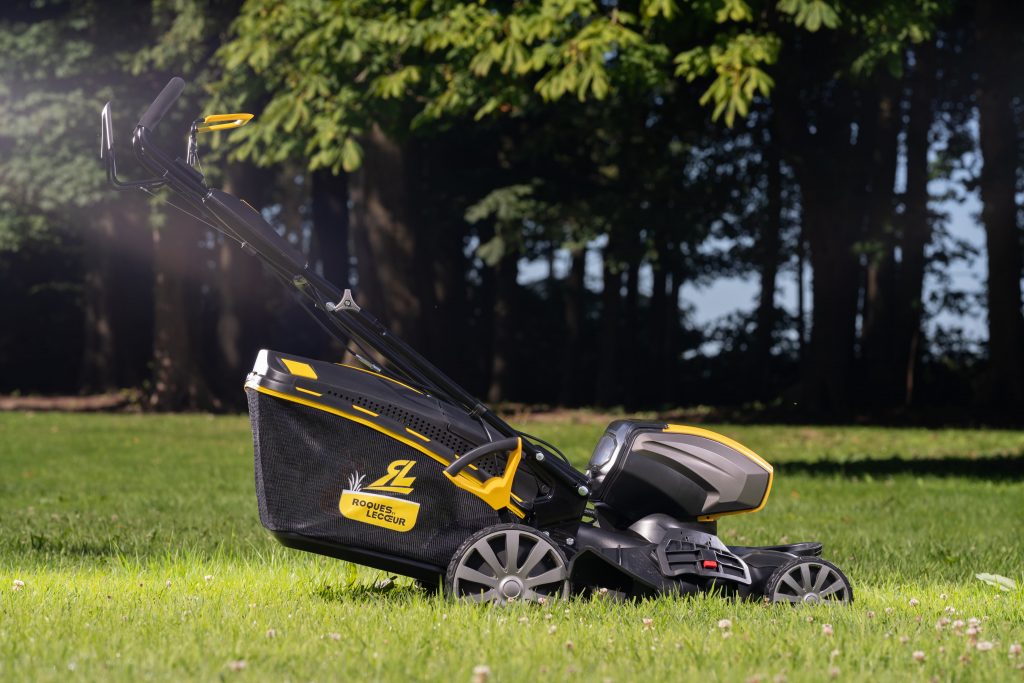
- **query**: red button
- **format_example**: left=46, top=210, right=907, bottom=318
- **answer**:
left=702, top=560, right=718, bottom=569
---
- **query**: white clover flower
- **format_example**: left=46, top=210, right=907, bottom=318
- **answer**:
left=718, top=619, right=733, bottom=630
left=912, top=651, right=925, bottom=662
left=976, top=641, right=994, bottom=652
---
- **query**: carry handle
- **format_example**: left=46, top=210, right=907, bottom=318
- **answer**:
left=138, top=76, right=186, bottom=131
left=443, top=437, right=523, bottom=512
left=444, top=437, right=520, bottom=477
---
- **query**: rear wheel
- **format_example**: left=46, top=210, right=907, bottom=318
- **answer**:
left=765, top=557, right=852, bottom=605
left=445, top=523, right=569, bottom=605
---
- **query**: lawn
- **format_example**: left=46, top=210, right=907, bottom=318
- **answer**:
left=1, top=412, right=1022, bottom=682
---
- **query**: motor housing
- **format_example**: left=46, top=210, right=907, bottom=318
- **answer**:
left=586, top=420, right=773, bottom=527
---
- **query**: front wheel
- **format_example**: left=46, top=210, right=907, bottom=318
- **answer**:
left=765, top=557, right=853, bottom=605
left=445, top=523, right=569, bottom=605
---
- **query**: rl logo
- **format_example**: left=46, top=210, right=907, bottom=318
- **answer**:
left=364, top=459, right=417, bottom=495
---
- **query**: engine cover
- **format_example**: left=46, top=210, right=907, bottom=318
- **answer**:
left=587, top=421, right=773, bottom=526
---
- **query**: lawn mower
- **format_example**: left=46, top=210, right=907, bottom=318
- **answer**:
left=101, top=77, right=853, bottom=606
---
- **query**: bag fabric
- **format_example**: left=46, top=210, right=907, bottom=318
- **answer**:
left=247, top=389, right=502, bottom=567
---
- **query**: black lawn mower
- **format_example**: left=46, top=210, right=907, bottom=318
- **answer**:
left=101, top=77, right=853, bottom=606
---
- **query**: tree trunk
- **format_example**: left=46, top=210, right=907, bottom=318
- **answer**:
left=785, top=86, right=869, bottom=417
left=622, top=256, right=641, bottom=409
left=754, top=127, right=784, bottom=397
left=150, top=210, right=218, bottom=411
left=80, top=198, right=153, bottom=392
left=596, top=250, right=623, bottom=407
left=79, top=205, right=119, bottom=392
left=897, top=43, right=935, bottom=407
left=558, top=246, right=586, bottom=406
left=487, top=250, right=518, bottom=403
left=661, top=273, right=685, bottom=406
left=311, top=169, right=351, bottom=288
left=349, top=124, right=422, bottom=348
left=800, top=182, right=861, bottom=416
left=649, top=239, right=670, bottom=407
left=212, top=163, right=270, bottom=403
left=975, top=0, right=1024, bottom=408
left=858, top=79, right=902, bottom=407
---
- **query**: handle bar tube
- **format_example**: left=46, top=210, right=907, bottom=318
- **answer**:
left=125, top=78, right=589, bottom=497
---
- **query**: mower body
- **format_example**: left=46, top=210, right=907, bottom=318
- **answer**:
left=103, top=77, right=852, bottom=605
left=246, top=348, right=836, bottom=600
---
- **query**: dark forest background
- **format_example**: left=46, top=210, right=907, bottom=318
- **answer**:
left=1, top=0, right=1022, bottom=422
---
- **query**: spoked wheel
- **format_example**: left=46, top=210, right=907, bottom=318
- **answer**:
left=445, top=523, right=569, bottom=605
left=765, top=558, right=853, bottom=605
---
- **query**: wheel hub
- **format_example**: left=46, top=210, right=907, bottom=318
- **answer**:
left=802, top=593, right=820, bottom=605
left=499, top=576, right=524, bottom=598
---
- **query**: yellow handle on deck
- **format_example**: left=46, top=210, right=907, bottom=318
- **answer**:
left=444, top=438, right=524, bottom=514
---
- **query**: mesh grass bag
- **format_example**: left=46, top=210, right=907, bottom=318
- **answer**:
left=247, top=389, right=502, bottom=568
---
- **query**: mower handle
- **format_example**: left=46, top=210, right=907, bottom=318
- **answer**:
left=138, top=76, right=185, bottom=132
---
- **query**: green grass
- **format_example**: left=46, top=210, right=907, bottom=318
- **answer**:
left=1, top=412, right=1022, bottom=682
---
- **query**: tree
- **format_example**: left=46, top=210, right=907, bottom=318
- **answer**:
left=975, top=0, right=1024, bottom=408
left=0, top=1, right=159, bottom=394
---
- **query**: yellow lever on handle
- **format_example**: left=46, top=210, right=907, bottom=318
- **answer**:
left=196, top=113, right=254, bottom=133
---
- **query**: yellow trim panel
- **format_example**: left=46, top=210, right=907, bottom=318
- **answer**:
left=351, top=404, right=379, bottom=417
left=280, top=358, right=318, bottom=380
left=405, top=427, right=431, bottom=442
left=663, top=424, right=774, bottom=521
left=295, top=386, right=322, bottom=397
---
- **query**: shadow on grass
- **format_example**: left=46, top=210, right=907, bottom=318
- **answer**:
left=18, top=534, right=124, bottom=558
left=312, top=580, right=427, bottom=604
left=777, top=453, right=1024, bottom=480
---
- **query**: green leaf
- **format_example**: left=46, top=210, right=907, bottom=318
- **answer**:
left=785, top=0, right=840, bottom=32
left=340, top=137, right=363, bottom=173
left=716, top=0, right=753, bottom=24
left=476, top=235, right=506, bottom=266
left=975, top=573, right=1018, bottom=592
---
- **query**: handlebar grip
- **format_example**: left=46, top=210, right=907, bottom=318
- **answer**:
left=138, top=77, right=186, bottom=131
